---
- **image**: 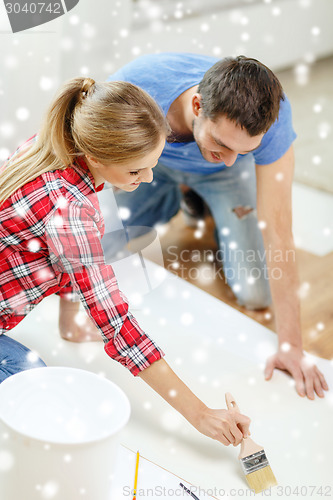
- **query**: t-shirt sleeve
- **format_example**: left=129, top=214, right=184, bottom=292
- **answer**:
left=253, top=95, right=297, bottom=165
left=45, top=201, right=164, bottom=376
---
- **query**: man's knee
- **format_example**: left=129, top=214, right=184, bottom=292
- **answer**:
left=234, top=283, right=272, bottom=310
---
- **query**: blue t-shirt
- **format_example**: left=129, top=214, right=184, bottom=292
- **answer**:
left=108, top=52, right=297, bottom=174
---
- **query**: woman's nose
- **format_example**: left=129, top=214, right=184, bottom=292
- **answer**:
left=140, top=168, right=154, bottom=183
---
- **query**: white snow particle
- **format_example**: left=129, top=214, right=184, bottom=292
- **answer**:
left=181, top=312, right=193, bottom=326
left=0, top=122, right=15, bottom=138
left=313, top=103, right=322, bottom=113
left=192, top=349, right=207, bottom=363
left=69, top=15, right=80, bottom=25
left=53, top=215, right=63, bottom=227
left=312, top=155, right=322, bottom=165
left=40, top=77, right=54, bottom=91
left=16, top=107, right=30, bottom=121
left=143, top=401, right=152, bottom=410
left=221, top=227, right=230, bottom=236
left=98, top=400, right=114, bottom=417
left=281, top=342, right=291, bottom=352
left=80, top=66, right=89, bottom=76
left=318, top=122, right=331, bottom=139
left=61, top=37, right=74, bottom=51
left=0, top=148, right=10, bottom=161
left=28, top=239, right=40, bottom=253
left=294, top=64, right=309, bottom=86
left=0, top=450, right=15, bottom=471
left=26, top=351, right=39, bottom=363
left=132, top=47, right=141, bottom=56
left=311, top=26, right=320, bottom=36
left=4, top=55, right=18, bottom=69
left=130, top=293, right=143, bottom=307
left=298, top=281, right=310, bottom=299
left=41, top=481, right=59, bottom=499
left=118, top=207, right=131, bottom=220
left=82, top=23, right=96, bottom=39
left=258, top=220, right=267, bottom=229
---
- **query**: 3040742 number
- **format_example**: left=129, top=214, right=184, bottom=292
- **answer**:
left=5, top=3, right=61, bottom=14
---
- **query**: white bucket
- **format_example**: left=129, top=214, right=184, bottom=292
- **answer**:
left=0, top=367, right=131, bottom=500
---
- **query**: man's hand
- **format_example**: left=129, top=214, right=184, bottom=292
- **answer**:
left=264, top=345, right=329, bottom=399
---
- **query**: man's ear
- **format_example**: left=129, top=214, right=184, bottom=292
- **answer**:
left=192, top=93, right=202, bottom=117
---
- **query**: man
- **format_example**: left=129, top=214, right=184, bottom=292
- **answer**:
left=102, top=52, right=327, bottom=400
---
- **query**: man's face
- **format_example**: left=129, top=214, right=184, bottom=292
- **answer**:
left=192, top=97, right=264, bottom=167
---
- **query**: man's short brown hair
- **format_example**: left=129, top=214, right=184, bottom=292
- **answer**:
left=198, top=56, right=284, bottom=136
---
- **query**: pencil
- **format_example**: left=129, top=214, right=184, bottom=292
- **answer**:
left=132, top=450, right=140, bottom=500
left=179, top=482, right=201, bottom=500
left=225, top=393, right=277, bottom=494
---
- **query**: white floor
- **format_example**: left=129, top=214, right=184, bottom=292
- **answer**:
left=1, top=260, right=332, bottom=499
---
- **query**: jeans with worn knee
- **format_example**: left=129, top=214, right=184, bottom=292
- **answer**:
left=0, top=334, right=47, bottom=383
left=99, top=154, right=272, bottom=310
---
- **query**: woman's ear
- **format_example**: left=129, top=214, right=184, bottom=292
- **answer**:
left=192, top=93, right=202, bottom=117
left=86, top=155, right=100, bottom=168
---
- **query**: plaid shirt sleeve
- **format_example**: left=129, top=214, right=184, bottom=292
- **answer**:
left=45, top=200, right=164, bottom=376
left=55, top=282, right=80, bottom=302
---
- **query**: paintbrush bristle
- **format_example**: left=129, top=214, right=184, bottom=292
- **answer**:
left=245, top=465, right=277, bottom=494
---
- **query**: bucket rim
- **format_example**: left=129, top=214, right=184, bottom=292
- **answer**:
left=0, top=366, right=131, bottom=445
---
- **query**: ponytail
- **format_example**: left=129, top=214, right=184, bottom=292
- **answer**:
left=0, top=77, right=168, bottom=205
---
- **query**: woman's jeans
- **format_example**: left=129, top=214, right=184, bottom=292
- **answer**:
left=0, top=334, right=46, bottom=383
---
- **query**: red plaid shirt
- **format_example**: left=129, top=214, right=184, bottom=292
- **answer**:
left=0, top=140, right=164, bottom=375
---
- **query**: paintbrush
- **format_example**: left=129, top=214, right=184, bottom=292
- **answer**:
left=225, top=393, right=277, bottom=494
left=132, top=450, right=140, bottom=500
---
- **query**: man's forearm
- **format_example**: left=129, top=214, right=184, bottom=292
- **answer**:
left=264, top=237, right=302, bottom=349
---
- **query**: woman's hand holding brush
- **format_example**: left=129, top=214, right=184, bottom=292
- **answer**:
left=194, top=407, right=251, bottom=446
left=138, top=358, right=251, bottom=446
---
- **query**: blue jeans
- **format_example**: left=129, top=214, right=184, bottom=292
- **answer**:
left=99, top=155, right=272, bottom=310
left=0, top=335, right=47, bottom=383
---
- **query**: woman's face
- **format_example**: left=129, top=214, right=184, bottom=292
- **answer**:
left=86, top=137, right=165, bottom=192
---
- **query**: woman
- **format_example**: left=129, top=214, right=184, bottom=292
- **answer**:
left=0, top=77, right=250, bottom=447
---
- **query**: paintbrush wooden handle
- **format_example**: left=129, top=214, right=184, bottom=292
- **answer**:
left=225, top=392, right=241, bottom=413
left=225, top=393, right=263, bottom=458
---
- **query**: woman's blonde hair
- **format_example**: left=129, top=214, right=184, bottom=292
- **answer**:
left=0, top=77, right=169, bottom=205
